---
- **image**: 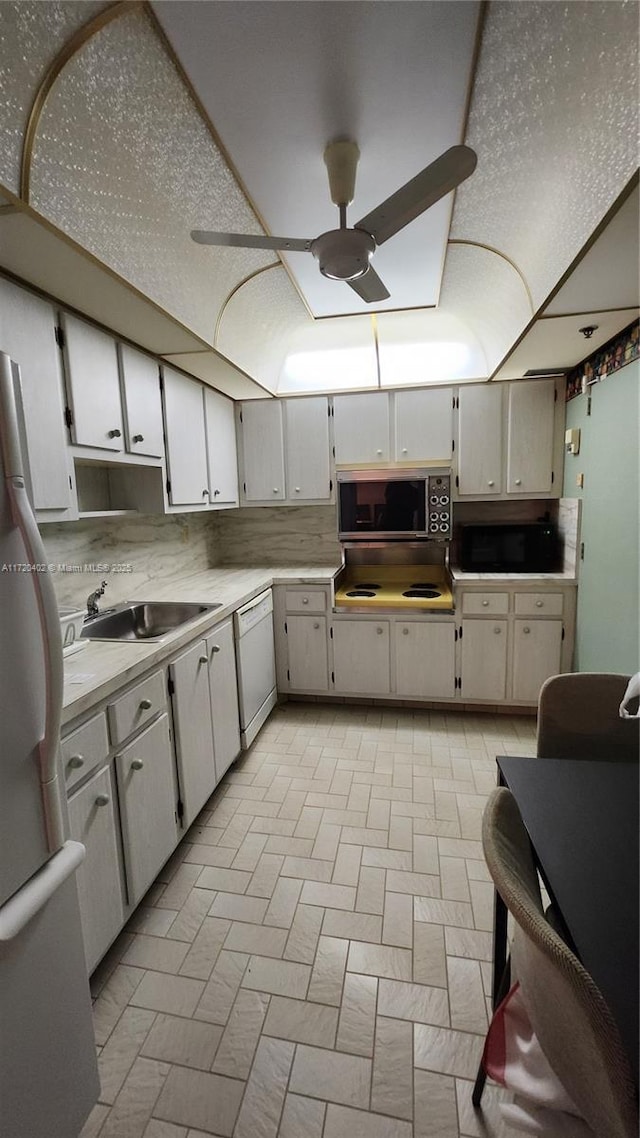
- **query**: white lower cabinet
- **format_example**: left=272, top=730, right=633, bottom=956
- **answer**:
left=395, top=621, right=456, bottom=700
left=116, top=713, right=178, bottom=906
left=67, top=765, right=125, bottom=974
left=332, top=620, right=391, bottom=694
left=512, top=619, right=563, bottom=703
left=286, top=615, right=329, bottom=692
left=170, top=640, right=216, bottom=828
left=461, top=620, right=508, bottom=702
left=206, top=620, right=242, bottom=782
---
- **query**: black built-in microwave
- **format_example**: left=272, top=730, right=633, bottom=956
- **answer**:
left=460, top=522, right=559, bottom=573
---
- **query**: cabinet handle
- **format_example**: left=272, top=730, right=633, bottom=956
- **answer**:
left=199, top=654, right=208, bottom=665
left=132, top=434, right=144, bottom=443
left=515, top=478, right=522, bottom=486
left=131, top=759, right=144, bottom=771
left=482, top=600, right=489, bottom=607
left=68, top=754, right=84, bottom=769
left=202, top=489, right=209, bottom=497
left=313, top=622, right=320, bottom=630
left=535, top=600, right=543, bottom=608
left=376, top=627, right=383, bottom=634
left=214, top=489, right=220, bottom=496
left=95, top=794, right=110, bottom=807
left=108, top=428, right=122, bottom=439
left=494, top=627, right=502, bottom=634
left=210, top=644, right=220, bottom=654
left=302, top=597, right=309, bottom=604
left=523, top=626, right=531, bottom=634
left=488, top=480, right=495, bottom=487
left=402, top=627, right=409, bottom=635
left=139, top=698, right=152, bottom=710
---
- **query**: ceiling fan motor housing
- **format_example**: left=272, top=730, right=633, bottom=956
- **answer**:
left=311, top=227, right=375, bottom=281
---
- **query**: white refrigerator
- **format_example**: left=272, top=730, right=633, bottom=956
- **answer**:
left=0, top=352, right=99, bottom=1136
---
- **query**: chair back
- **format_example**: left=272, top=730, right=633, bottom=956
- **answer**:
left=483, top=788, right=638, bottom=1138
left=537, top=672, right=639, bottom=760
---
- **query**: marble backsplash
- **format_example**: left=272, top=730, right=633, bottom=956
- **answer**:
left=40, top=513, right=218, bottom=610
left=212, top=504, right=341, bottom=567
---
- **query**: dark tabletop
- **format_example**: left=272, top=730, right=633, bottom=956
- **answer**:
left=497, top=755, right=639, bottom=1085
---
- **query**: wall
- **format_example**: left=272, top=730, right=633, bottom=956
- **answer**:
left=563, top=359, right=639, bottom=673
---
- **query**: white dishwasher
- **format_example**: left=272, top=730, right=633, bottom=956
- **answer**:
left=234, top=589, right=277, bottom=748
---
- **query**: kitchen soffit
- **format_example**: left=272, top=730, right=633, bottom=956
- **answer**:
left=151, top=0, right=481, bottom=320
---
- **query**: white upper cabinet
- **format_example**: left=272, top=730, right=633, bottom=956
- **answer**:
left=0, top=278, right=71, bottom=513
left=163, top=367, right=209, bottom=506
left=119, top=344, right=164, bottom=458
left=506, top=380, right=556, bottom=494
left=204, top=387, right=239, bottom=506
left=240, top=400, right=286, bottom=501
left=333, top=392, right=390, bottom=465
left=394, top=388, right=454, bottom=463
left=284, top=397, right=331, bottom=500
left=457, top=384, right=503, bottom=496
left=61, top=313, right=124, bottom=452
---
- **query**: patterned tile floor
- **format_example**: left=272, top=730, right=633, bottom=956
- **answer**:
left=82, top=701, right=537, bottom=1138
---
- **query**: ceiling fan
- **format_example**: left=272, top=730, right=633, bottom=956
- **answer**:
left=191, top=140, right=477, bottom=304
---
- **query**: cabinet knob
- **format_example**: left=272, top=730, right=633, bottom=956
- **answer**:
left=132, top=434, right=144, bottom=443
left=402, top=448, right=408, bottom=454
left=302, top=597, right=309, bottom=604
left=313, top=622, right=320, bottom=630
left=295, top=487, right=301, bottom=493
left=515, top=478, right=522, bottom=486
left=482, top=600, right=489, bottom=607
left=376, top=627, right=383, bottom=634
left=131, top=759, right=144, bottom=771
left=202, top=489, right=209, bottom=497
left=488, top=480, right=495, bottom=487
left=210, top=644, right=220, bottom=654
left=214, top=489, right=220, bottom=496
left=376, top=449, right=383, bottom=456
left=523, top=626, right=531, bottom=634
left=95, top=794, right=110, bottom=807
left=108, top=428, right=122, bottom=439
left=535, top=600, right=543, bottom=608
left=273, top=488, right=279, bottom=493
left=402, top=627, right=409, bottom=635
left=68, top=754, right=84, bottom=769
left=139, top=698, right=152, bottom=710
left=199, top=654, right=208, bottom=665
left=494, top=627, right=502, bottom=634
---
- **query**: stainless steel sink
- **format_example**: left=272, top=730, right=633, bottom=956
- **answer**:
left=81, top=601, right=222, bottom=642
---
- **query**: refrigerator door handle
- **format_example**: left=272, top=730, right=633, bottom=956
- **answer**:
left=0, top=840, right=85, bottom=942
left=0, top=355, right=65, bottom=852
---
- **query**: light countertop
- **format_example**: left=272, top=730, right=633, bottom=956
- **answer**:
left=62, top=564, right=339, bottom=726
left=451, top=568, right=578, bottom=583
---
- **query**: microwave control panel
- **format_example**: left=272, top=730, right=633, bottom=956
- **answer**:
left=427, top=474, right=451, bottom=538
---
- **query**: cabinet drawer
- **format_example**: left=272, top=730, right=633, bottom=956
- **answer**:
left=514, top=592, right=564, bottom=616
left=108, top=670, right=167, bottom=744
left=284, top=589, right=327, bottom=613
left=61, top=712, right=110, bottom=791
left=461, top=592, right=509, bottom=615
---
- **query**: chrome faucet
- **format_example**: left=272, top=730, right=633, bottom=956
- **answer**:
left=86, top=580, right=108, bottom=619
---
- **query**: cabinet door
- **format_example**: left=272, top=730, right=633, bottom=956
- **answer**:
left=284, top=396, right=331, bottom=500
left=61, top=313, right=124, bottom=451
left=163, top=367, right=209, bottom=505
left=512, top=619, right=563, bottom=704
left=205, top=387, right=239, bottom=505
left=332, top=620, right=390, bottom=694
left=119, top=344, right=164, bottom=457
left=0, top=279, right=71, bottom=511
left=205, top=620, right=241, bottom=782
left=394, top=388, right=453, bottom=463
left=457, top=384, right=503, bottom=496
left=116, top=713, right=177, bottom=905
left=506, top=380, right=555, bottom=494
left=67, top=766, right=124, bottom=973
left=287, top=615, right=329, bottom=692
left=395, top=622, right=456, bottom=699
left=461, top=620, right=508, bottom=701
left=170, top=640, right=216, bottom=827
left=333, top=392, right=390, bottom=465
left=241, top=400, right=285, bottom=501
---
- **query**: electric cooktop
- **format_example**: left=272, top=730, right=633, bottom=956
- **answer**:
left=334, top=565, right=453, bottom=612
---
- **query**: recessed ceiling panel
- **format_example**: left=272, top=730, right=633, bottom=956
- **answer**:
left=152, top=0, right=480, bottom=318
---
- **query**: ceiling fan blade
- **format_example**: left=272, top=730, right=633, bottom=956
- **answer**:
left=191, top=230, right=313, bottom=252
left=354, top=144, right=477, bottom=246
left=346, top=266, right=390, bottom=304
